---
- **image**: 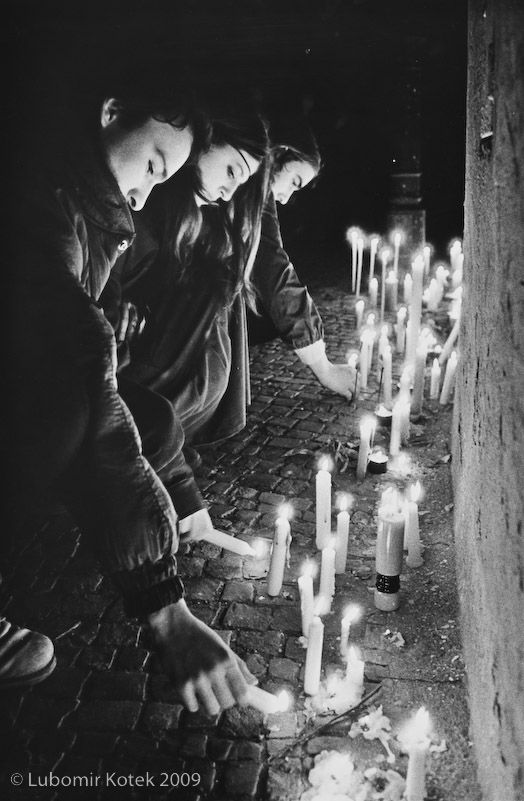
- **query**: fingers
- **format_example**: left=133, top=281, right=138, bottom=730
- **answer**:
left=179, top=680, right=199, bottom=713
left=224, top=661, right=250, bottom=703
left=236, top=656, right=257, bottom=686
left=194, top=675, right=221, bottom=716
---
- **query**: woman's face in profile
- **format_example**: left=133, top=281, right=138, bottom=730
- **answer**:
left=195, top=144, right=260, bottom=205
left=271, top=159, right=317, bottom=205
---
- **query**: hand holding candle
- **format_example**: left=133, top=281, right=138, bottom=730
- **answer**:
left=244, top=686, right=292, bottom=715
left=201, top=530, right=257, bottom=557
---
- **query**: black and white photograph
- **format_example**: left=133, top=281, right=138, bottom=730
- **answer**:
left=1, top=1, right=523, bottom=799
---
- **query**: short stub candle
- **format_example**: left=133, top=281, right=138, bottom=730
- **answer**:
left=315, top=457, right=332, bottom=550
left=399, top=707, right=432, bottom=801
left=304, top=615, right=324, bottom=695
left=298, top=561, right=315, bottom=638
left=335, top=494, right=352, bottom=574
left=267, top=503, right=292, bottom=596
left=339, top=604, right=361, bottom=656
left=374, top=490, right=405, bottom=611
left=244, top=686, right=292, bottom=715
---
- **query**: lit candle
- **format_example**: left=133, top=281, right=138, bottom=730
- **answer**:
left=411, top=340, right=428, bottom=416
left=355, top=298, right=365, bottom=329
left=365, top=314, right=376, bottom=366
left=375, top=489, right=405, bottom=611
left=367, top=448, right=389, bottom=474
left=423, top=244, right=431, bottom=277
left=244, top=685, right=292, bottom=715
left=390, top=398, right=405, bottom=456
left=319, top=537, right=336, bottom=611
left=449, top=239, right=462, bottom=272
left=439, top=318, right=460, bottom=365
left=267, top=504, right=292, bottom=596
left=357, top=416, right=376, bottom=481
left=403, top=272, right=413, bottom=305
left=335, top=494, right=351, bottom=574
left=435, top=264, right=449, bottom=290
left=448, top=286, right=463, bottom=322
left=304, top=615, right=324, bottom=695
left=395, top=306, right=407, bottom=353
left=425, top=278, right=441, bottom=311
left=345, top=644, right=365, bottom=699
left=369, top=276, right=378, bottom=307
left=359, top=328, right=374, bottom=389
left=369, top=235, right=380, bottom=283
left=451, top=252, right=464, bottom=289
left=392, top=230, right=402, bottom=276
left=201, top=529, right=257, bottom=557
left=382, top=344, right=393, bottom=409
left=298, top=562, right=315, bottom=637
left=429, top=358, right=441, bottom=399
left=339, top=604, right=361, bottom=656
left=356, top=235, right=364, bottom=296
left=347, top=227, right=359, bottom=293
left=407, top=255, right=424, bottom=364
left=316, top=457, right=332, bottom=549
left=384, top=270, right=398, bottom=312
left=405, top=482, right=424, bottom=567
left=439, top=350, right=458, bottom=405
left=379, top=247, right=391, bottom=324
left=399, top=707, right=432, bottom=801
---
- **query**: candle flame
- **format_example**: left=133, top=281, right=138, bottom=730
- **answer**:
left=342, top=604, right=361, bottom=626
left=399, top=706, right=432, bottom=749
left=301, top=560, right=317, bottom=579
left=276, top=690, right=292, bottom=712
left=277, top=502, right=293, bottom=521
left=346, top=226, right=361, bottom=243
left=355, top=299, right=365, bottom=312
left=449, top=238, right=462, bottom=255
left=337, top=493, right=353, bottom=513
left=370, top=234, right=380, bottom=248
left=347, top=351, right=359, bottom=368
left=423, top=244, right=432, bottom=258
left=379, top=246, right=392, bottom=264
left=387, top=269, right=396, bottom=281
left=392, top=230, right=403, bottom=247
left=318, top=454, right=333, bottom=472
left=397, top=306, right=407, bottom=321
left=409, top=481, right=422, bottom=503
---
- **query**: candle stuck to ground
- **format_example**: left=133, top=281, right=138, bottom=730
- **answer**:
left=298, top=561, right=315, bottom=638
left=396, top=306, right=407, bottom=353
left=407, top=255, right=425, bottom=364
left=345, top=644, right=365, bottom=700
left=382, top=344, right=393, bottom=408
left=385, top=270, right=398, bottom=312
left=319, top=537, right=337, bottom=611
left=267, top=503, right=292, bottom=596
left=369, top=276, right=378, bottom=307
left=404, top=481, right=424, bottom=567
left=374, top=489, right=405, bottom=611
left=335, top=494, right=352, bottom=574
left=369, top=234, right=380, bottom=283
left=357, top=416, right=376, bottom=480
left=423, top=244, right=431, bottom=276
left=347, top=227, right=359, bottom=293
left=403, top=272, right=413, bottom=304
left=355, top=298, right=365, bottom=329
left=339, top=604, right=361, bottom=656
left=429, top=358, right=441, bottom=399
left=399, top=707, right=432, bottom=801
left=411, top=340, right=428, bottom=416
left=244, top=686, right=292, bottom=715
left=359, top=328, right=374, bottom=389
left=201, top=529, right=257, bottom=557
left=316, top=456, right=332, bottom=549
left=439, top=350, right=458, bottom=405
left=304, top=615, right=324, bottom=695
left=368, top=448, right=389, bottom=474
left=379, top=246, right=392, bottom=323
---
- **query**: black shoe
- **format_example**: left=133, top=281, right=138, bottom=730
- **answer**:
left=0, top=617, right=56, bottom=689
left=183, top=445, right=202, bottom=471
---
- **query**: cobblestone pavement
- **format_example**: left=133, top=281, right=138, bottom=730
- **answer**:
left=0, top=276, right=482, bottom=801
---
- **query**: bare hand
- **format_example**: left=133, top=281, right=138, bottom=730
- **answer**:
left=178, top=508, right=215, bottom=543
left=311, top=360, right=360, bottom=401
left=146, top=600, right=256, bottom=714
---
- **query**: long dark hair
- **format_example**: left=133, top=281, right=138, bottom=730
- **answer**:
left=150, top=110, right=271, bottom=309
left=270, top=117, right=322, bottom=182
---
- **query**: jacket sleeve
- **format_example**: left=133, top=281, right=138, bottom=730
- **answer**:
left=251, top=195, right=324, bottom=350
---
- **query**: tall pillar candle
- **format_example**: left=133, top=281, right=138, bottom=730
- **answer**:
left=396, top=306, right=407, bottom=353
left=407, top=255, right=424, bottom=364
left=356, top=416, right=375, bottom=480
left=403, top=272, right=413, bottom=304
left=374, top=493, right=405, bottom=611
left=382, top=345, right=393, bottom=409
left=356, top=235, right=364, bottom=296
left=452, top=252, right=464, bottom=288
left=335, top=495, right=351, bottom=574
left=379, top=248, right=391, bottom=324
left=348, top=228, right=358, bottom=293
left=355, top=299, right=365, bottom=330
left=267, top=505, right=291, bottom=596
left=298, top=563, right=315, bottom=637
left=315, top=459, right=332, bottom=549
left=439, top=318, right=460, bottom=365
left=319, top=538, right=336, bottom=611
left=392, top=231, right=402, bottom=276
left=304, top=616, right=324, bottom=695
left=369, top=235, right=379, bottom=283
left=384, top=270, right=398, bottom=312
left=423, top=244, right=431, bottom=277
left=405, top=482, right=424, bottom=567
left=411, top=341, right=427, bottom=416
left=369, top=277, right=378, bottom=308
left=429, top=358, right=441, bottom=399
left=439, top=350, right=458, bottom=405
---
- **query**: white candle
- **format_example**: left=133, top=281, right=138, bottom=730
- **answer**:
left=396, top=306, right=407, bottom=353
left=439, top=350, right=458, bottom=405
left=384, top=270, right=398, bottom=312
left=319, top=538, right=336, bottom=611
left=359, top=329, right=374, bottom=389
left=355, top=299, right=365, bottom=329
left=375, top=491, right=405, bottom=611
left=304, top=615, right=324, bottom=695
left=379, top=247, right=391, bottom=324
left=298, top=563, right=315, bottom=637
left=369, top=276, right=378, bottom=307
left=439, top=318, right=460, bottom=365
left=449, top=239, right=462, bottom=272
left=356, top=236, right=364, bottom=296
left=347, top=228, right=359, bottom=293
left=429, top=358, right=441, bottom=399
left=364, top=315, right=376, bottom=367
left=315, top=458, right=332, bottom=550
left=382, top=344, right=393, bottom=408
left=340, top=604, right=361, bottom=656
left=392, top=230, right=402, bottom=276
left=423, top=244, right=431, bottom=277
left=357, top=416, right=375, bottom=480
left=411, top=341, right=427, bottom=416
left=425, top=278, right=441, bottom=311
left=267, top=504, right=292, bottom=596
left=405, top=482, right=424, bottom=567
left=407, top=255, right=424, bottom=364
left=201, top=530, right=257, bottom=557
left=335, top=495, right=351, bottom=574
left=244, top=686, right=292, bottom=715
left=435, top=264, right=449, bottom=290
left=369, top=235, right=379, bottom=283
left=390, top=398, right=409, bottom=456
left=345, top=645, right=365, bottom=699
left=403, top=272, right=413, bottom=304
left=400, top=707, right=432, bottom=801
left=452, top=252, right=464, bottom=288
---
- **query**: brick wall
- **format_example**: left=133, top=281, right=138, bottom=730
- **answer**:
left=453, top=1, right=524, bottom=798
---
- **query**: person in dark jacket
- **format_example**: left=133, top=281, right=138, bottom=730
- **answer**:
left=3, top=62, right=256, bottom=714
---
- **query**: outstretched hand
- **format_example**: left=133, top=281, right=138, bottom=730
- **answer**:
left=146, top=600, right=256, bottom=714
left=178, top=508, right=215, bottom=543
left=310, top=360, right=360, bottom=401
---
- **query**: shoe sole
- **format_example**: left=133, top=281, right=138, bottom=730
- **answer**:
left=0, top=655, right=57, bottom=690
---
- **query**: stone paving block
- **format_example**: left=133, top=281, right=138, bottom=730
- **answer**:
left=77, top=700, right=142, bottom=732
left=183, top=758, right=217, bottom=793
left=220, top=706, right=264, bottom=739
left=207, top=737, right=234, bottom=761
left=268, top=657, right=300, bottom=682
left=73, top=731, right=119, bottom=757
left=221, top=580, right=255, bottom=603
left=265, top=711, right=304, bottom=739
left=182, top=710, right=221, bottom=730
left=177, top=556, right=205, bottom=578
left=223, top=602, right=272, bottom=631
left=237, top=630, right=285, bottom=656
left=86, top=671, right=148, bottom=701
left=113, top=645, right=150, bottom=672
left=245, top=652, right=268, bottom=679
left=267, top=766, right=307, bottom=801
left=32, top=667, right=89, bottom=699
left=180, top=733, right=208, bottom=758
left=224, top=760, right=263, bottom=797
left=139, top=702, right=183, bottom=737
left=148, top=673, right=180, bottom=704
left=205, top=556, right=244, bottom=580
left=17, top=695, right=77, bottom=732
left=271, top=606, right=302, bottom=633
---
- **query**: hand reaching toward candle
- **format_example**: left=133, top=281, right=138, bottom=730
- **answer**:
left=178, top=507, right=215, bottom=543
left=308, top=357, right=360, bottom=401
left=145, top=600, right=256, bottom=714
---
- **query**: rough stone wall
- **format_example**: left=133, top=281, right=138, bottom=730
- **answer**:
left=453, top=1, right=524, bottom=798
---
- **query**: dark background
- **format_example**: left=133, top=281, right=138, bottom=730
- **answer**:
left=5, top=0, right=467, bottom=274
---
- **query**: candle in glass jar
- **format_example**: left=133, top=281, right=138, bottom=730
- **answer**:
left=439, top=350, right=458, bottom=405
left=267, top=504, right=292, bottom=596
left=335, top=494, right=351, bottom=574
left=316, top=458, right=332, bottom=549
left=304, top=615, right=324, bottom=695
